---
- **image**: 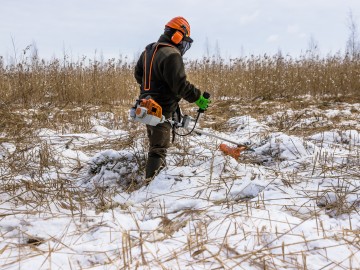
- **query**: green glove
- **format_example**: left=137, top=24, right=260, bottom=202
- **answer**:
left=195, top=95, right=211, bottom=110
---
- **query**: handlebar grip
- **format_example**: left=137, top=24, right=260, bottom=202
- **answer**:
left=203, top=92, right=210, bottom=99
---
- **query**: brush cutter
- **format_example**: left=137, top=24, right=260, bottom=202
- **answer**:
left=130, top=93, right=253, bottom=159
left=169, top=92, right=253, bottom=158
left=169, top=114, right=254, bottom=159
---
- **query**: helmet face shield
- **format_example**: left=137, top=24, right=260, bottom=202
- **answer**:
left=179, top=39, right=192, bottom=56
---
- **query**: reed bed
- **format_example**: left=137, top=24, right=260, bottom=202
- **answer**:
left=1, top=52, right=359, bottom=108
left=0, top=54, right=137, bottom=107
left=188, top=53, right=360, bottom=100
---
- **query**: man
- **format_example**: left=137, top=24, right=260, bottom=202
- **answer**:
left=134, top=16, right=210, bottom=180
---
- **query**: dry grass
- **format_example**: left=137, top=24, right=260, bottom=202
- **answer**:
left=0, top=52, right=136, bottom=107
left=1, top=51, right=360, bottom=269
left=1, top=51, right=360, bottom=107
left=187, top=53, right=360, bottom=100
left=1, top=100, right=359, bottom=269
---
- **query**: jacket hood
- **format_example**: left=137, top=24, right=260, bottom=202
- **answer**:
left=158, top=34, right=175, bottom=45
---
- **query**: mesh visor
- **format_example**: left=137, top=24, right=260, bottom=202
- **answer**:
left=179, top=40, right=192, bottom=55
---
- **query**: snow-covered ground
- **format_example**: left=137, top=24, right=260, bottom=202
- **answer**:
left=1, top=102, right=360, bottom=269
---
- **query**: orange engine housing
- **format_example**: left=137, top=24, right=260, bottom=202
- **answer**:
left=138, top=98, right=162, bottom=118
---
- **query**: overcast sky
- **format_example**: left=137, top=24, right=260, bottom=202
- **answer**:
left=1, top=0, right=360, bottom=61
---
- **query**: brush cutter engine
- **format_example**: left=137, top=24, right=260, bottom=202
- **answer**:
left=130, top=97, right=166, bottom=126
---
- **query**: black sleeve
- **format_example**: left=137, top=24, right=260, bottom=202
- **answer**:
left=161, top=53, right=201, bottom=103
left=134, top=52, right=144, bottom=85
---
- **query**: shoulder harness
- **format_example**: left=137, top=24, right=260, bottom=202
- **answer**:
left=143, top=42, right=177, bottom=91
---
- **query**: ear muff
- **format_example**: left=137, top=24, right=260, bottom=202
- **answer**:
left=171, top=30, right=184, bottom=44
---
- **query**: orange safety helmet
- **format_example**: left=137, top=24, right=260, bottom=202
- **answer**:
left=165, top=16, right=192, bottom=44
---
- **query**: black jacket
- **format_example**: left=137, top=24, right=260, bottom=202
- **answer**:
left=134, top=34, right=201, bottom=118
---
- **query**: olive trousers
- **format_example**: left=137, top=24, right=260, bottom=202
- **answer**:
left=145, top=122, right=171, bottom=179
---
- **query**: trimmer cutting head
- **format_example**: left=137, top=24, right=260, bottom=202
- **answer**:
left=219, top=143, right=251, bottom=159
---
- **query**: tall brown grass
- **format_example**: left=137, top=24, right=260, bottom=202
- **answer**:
left=0, top=54, right=137, bottom=107
left=1, top=51, right=359, bottom=107
left=188, top=53, right=360, bottom=100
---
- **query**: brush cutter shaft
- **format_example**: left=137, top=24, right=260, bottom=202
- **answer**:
left=189, top=127, right=248, bottom=148
left=168, top=117, right=249, bottom=148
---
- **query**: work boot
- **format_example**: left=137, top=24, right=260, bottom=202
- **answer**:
left=145, top=156, right=165, bottom=179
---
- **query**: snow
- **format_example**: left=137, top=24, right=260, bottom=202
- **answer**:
left=0, top=103, right=359, bottom=269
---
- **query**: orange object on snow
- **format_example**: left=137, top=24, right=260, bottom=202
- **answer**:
left=219, top=143, right=248, bottom=159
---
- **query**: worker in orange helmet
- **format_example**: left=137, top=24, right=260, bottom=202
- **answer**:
left=134, top=16, right=211, bottom=181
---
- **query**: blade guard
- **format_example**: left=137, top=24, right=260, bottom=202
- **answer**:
left=219, top=143, right=248, bottom=159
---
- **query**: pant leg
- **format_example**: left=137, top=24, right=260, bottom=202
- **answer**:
left=145, top=122, right=171, bottom=178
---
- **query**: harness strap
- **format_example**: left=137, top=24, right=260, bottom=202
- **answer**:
left=143, top=42, right=176, bottom=91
